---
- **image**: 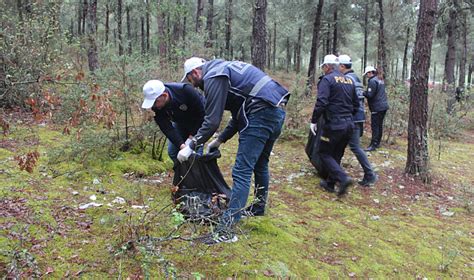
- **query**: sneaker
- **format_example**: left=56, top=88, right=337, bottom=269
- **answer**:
left=202, top=232, right=238, bottom=245
left=364, top=145, right=377, bottom=152
left=241, top=207, right=264, bottom=218
left=319, top=179, right=335, bottom=193
left=337, top=178, right=354, bottom=197
left=358, top=174, right=378, bottom=186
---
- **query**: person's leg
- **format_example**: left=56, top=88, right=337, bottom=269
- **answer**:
left=369, top=112, right=379, bottom=148
left=318, top=129, right=349, bottom=184
left=349, top=123, right=375, bottom=177
left=375, top=110, right=387, bottom=148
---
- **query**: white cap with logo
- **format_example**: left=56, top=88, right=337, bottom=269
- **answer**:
left=181, top=57, right=206, bottom=82
left=338, top=55, right=352, bottom=65
left=363, top=66, right=376, bottom=76
left=142, top=80, right=165, bottom=109
left=320, top=54, right=339, bottom=67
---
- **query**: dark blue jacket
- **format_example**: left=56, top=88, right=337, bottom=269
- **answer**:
left=193, top=59, right=290, bottom=146
left=364, top=76, right=389, bottom=112
left=152, top=83, right=205, bottom=148
left=311, top=69, right=359, bottom=130
left=345, top=70, right=365, bottom=123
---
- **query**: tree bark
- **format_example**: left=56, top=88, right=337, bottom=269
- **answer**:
left=286, top=37, right=291, bottom=73
left=325, top=22, right=330, bottom=55
left=295, top=27, right=302, bottom=73
left=141, top=16, right=145, bottom=54
left=443, top=0, right=457, bottom=112
left=205, top=0, right=214, bottom=48
left=458, top=10, right=467, bottom=89
left=87, top=0, right=99, bottom=72
left=332, top=2, right=338, bottom=54
left=77, top=0, right=82, bottom=35
left=363, top=0, right=369, bottom=72
left=157, top=0, right=167, bottom=57
left=402, top=27, right=410, bottom=81
left=105, top=3, right=110, bottom=45
left=196, top=0, right=204, bottom=32
left=126, top=5, right=132, bottom=55
left=272, top=21, right=276, bottom=70
left=82, top=0, right=88, bottom=36
left=405, top=0, right=438, bottom=182
left=267, top=32, right=272, bottom=69
left=306, top=0, right=324, bottom=95
left=251, top=0, right=267, bottom=70
left=117, top=0, right=123, bottom=56
left=225, top=0, right=233, bottom=59
left=376, top=0, right=388, bottom=80
left=146, top=0, right=150, bottom=53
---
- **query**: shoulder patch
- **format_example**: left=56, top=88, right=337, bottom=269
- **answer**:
left=179, top=104, right=188, bottom=111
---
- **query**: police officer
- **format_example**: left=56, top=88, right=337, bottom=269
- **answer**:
left=338, top=55, right=378, bottom=186
left=310, top=54, right=359, bottom=196
left=178, top=57, right=289, bottom=244
left=141, top=80, right=205, bottom=162
left=363, top=66, right=389, bottom=151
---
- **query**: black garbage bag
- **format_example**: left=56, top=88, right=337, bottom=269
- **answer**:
left=172, top=149, right=231, bottom=220
left=305, top=117, right=325, bottom=176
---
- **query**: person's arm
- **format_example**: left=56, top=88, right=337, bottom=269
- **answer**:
left=311, top=77, right=330, bottom=123
left=364, top=78, right=378, bottom=99
left=192, top=76, right=229, bottom=147
left=352, top=86, right=360, bottom=115
left=218, top=115, right=238, bottom=143
left=154, top=111, right=184, bottom=148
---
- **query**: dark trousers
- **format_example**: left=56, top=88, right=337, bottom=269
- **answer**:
left=370, top=110, right=387, bottom=148
left=318, top=123, right=353, bottom=184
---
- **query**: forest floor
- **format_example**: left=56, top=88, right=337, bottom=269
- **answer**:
left=0, top=107, right=473, bottom=279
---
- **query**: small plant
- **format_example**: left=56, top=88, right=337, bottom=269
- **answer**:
left=438, top=235, right=460, bottom=273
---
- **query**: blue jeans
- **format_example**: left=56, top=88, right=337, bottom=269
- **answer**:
left=221, top=106, right=286, bottom=227
left=349, top=123, right=374, bottom=177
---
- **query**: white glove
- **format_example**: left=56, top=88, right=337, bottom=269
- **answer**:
left=310, top=123, right=317, bottom=136
left=184, top=138, right=193, bottom=146
left=205, top=139, right=222, bottom=154
left=177, top=145, right=193, bottom=163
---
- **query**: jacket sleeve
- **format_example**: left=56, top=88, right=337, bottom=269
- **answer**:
left=352, top=86, right=360, bottom=115
left=154, top=111, right=184, bottom=148
left=193, top=76, right=229, bottom=147
left=364, top=78, right=378, bottom=99
left=183, top=84, right=205, bottom=135
left=311, top=77, right=330, bottom=123
left=218, top=115, right=238, bottom=143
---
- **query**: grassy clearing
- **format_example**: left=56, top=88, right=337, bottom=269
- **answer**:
left=0, top=119, right=473, bottom=278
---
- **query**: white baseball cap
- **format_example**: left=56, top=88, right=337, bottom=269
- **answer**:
left=142, top=80, right=165, bottom=109
left=363, top=66, right=376, bottom=76
left=320, top=54, right=339, bottom=67
left=338, top=55, right=352, bottom=64
left=181, top=57, right=206, bottom=82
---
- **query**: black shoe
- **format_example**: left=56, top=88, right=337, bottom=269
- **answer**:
left=241, top=204, right=265, bottom=218
left=202, top=232, right=238, bottom=245
left=358, top=174, right=378, bottom=186
left=337, top=178, right=354, bottom=197
left=320, top=179, right=335, bottom=193
left=365, top=146, right=377, bottom=152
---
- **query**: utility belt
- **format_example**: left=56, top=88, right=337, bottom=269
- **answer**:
left=324, top=112, right=353, bottom=122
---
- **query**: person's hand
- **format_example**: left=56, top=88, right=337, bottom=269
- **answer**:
left=184, top=138, right=193, bottom=146
left=310, top=123, right=317, bottom=136
left=205, top=139, right=221, bottom=154
left=177, top=145, right=193, bottom=163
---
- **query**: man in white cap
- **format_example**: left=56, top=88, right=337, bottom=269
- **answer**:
left=338, top=55, right=378, bottom=186
left=178, top=57, right=289, bottom=244
left=142, top=80, right=205, bottom=162
left=363, top=66, right=389, bottom=151
left=310, top=54, right=359, bottom=196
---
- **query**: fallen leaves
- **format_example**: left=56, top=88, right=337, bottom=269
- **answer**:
left=14, top=151, right=40, bottom=173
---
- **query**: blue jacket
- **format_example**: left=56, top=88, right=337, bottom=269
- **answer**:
left=311, top=69, right=359, bottom=130
left=193, top=59, right=290, bottom=146
left=364, top=76, right=389, bottom=112
left=152, top=83, right=205, bottom=148
left=345, top=70, right=365, bottom=123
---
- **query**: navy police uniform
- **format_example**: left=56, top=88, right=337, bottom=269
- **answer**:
left=311, top=69, right=359, bottom=186
left=364, top=76, right=389, bottom=148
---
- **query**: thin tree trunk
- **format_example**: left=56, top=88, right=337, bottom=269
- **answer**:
left=141, top=17, right=145, bottom=54
left=82, top=0, right=88, bottom=36
left=146, top=0, right=150, bottom=53
left=251, top=0, right=267, bottom=70
left=295, top=27, right=302, bottom=73
left=468, top=62, right=473, bottom=86
left=126, top=5, right=132, bottom=55
left=395, top=57, right=399, bottom=81
left=272, top=21, right=276, bottom=70
left=377, top=0, right=388, bottom=80
left=117, top=0, right=123, bottom=56
left=206, top=0, right=214, bottom=47
left=443, top=0, right=457, bottom=112
left=405, top=0, right=438, bottom=183
left=225, top=0, right=233, bottom=59
left=458, top=11, right=467, bottom=89
left=77, top=0, right=82, bottom=35
left=402, top=27, right=410, bottom=81
left=332, top=3, right=338, bottom=54
left=17, top=0, right=23, bottom=22
left=157, top=0, right=167, bottom=57
left=105, top=3, right=110, bottom=45
left=267, top=32, right=272, bottom=69
left=87, top=0, right=99, bottom=72
left=325, top=22, right=330, bottom=55
left=286, top=37, right=291, bottom=73
left=363, top=0, right=369, bottom=72
left=433, top=62, right=436, bottom=84
left=306, top=0, right=324, bottom=95
left=196, top=0, right=204, bottom=32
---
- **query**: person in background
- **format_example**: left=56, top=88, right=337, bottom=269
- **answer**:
left=178, top=57, right=289, bottom=244
left=363, top=66, right=389, bottom=151
left=141, top=80, right=205, bottom=162
left=310, top=54, right=359, bottom=196
left=338, top=55, right=378, bottom=186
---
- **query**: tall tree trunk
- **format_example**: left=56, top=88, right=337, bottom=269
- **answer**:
left=402, top=27, right=410, bottom=81
left=87, top=0, right=99, bottom=72
left=183, top=16, right=187, bottom=43
left=405, top=0, right=438, bottom=183
left=267, top=32, right=272, bottom=69
left=141, top=16, right=145, bottom=54
left=205, top=0, right=214, bottom=47
left=325, top=22, right=330, bottom=55
left=117, top=0, right=123, bottom=56
left=458, top=11, right=467, bottom=89
left=468, top=62, right=473, bottom=86
left=443, top=0, right=457, bottom=112
left=332, top=3, right=338, bottom=54
left=17, top=0, right=23, bottom=22
left=126, top=5, right=132, bottom=55
left=225, top=0, right=233, bottom=59
left=376, top=0, right=388, bottom=80
left=295, top=26, right=302, bottom=73
left=433, top=62, right=436, bottom=84
left=105, top=3, right=110, bottom=45
left=306, top=0, right=324, bottom=95
left=82, top=0, right=88, bottom=35
left=251, top=0, right=267, bottom=70
left=363, top=0, right=369, bottom=72
left=196, top=0, right=204, bottom=32
left=77, top=0, right=82, bottom=35
left=146, top=0, right=150, bottom=53
left=157, top=0, right=167, bottom=57
left=286, top=37, right=291, bottom=73
left=272, top=21, right=276, bottom=70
